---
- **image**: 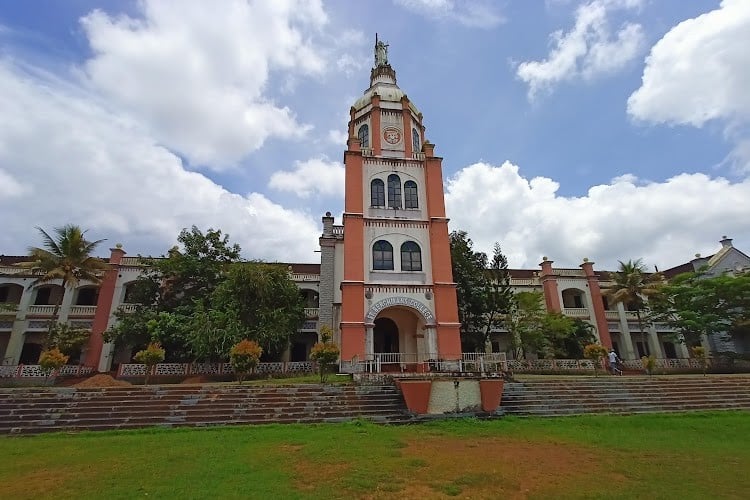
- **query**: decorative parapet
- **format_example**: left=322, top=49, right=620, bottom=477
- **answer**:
left=0, top=365, right=93, bottom=378
left=116, top=361, right=317, bottom=378
left=562, top=307, right=589, bottom=318
left=555, top=268, right=586, bottom=277
left=292, top=274, right=320, bottom=282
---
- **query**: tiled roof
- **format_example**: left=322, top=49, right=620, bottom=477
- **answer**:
left=661, top=261, right=697, bottom=279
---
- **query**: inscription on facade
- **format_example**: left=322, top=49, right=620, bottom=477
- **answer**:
left=365, top=296, right=435, bottom=324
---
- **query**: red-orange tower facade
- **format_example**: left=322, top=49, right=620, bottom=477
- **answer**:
left=329, top=37, right=461, bottom=370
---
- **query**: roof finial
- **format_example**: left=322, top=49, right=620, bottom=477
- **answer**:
left=374, top=34, right=388, bottom=67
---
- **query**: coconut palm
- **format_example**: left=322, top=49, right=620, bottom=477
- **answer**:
left=19, top=225, right=108, bottom=341
left=603, top=259, right=663, bottom=356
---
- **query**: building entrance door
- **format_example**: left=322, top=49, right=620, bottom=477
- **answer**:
left=373, top=317, right=399, bottom=353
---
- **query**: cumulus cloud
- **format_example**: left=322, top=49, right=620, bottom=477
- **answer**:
left=394, top=0, right=504, bottom=29
left=627, top=0, right=750, bottom=172
left=0, top=169, right=29, bottom=198
left=444, top=161, right=750, bottom=270
left=80, top=0, right=331, bottom=169
left=628, top=0, right=750, bottom=127
left=269, top=158, right=345, bottom=199
left=517, top=0, right=644, bottom=100
left=0, top=60, right=321, bottom=261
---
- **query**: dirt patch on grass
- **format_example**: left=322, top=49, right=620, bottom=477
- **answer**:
left=292, top=435, right=624, bottom=499
left=181, top=376, right=210, bottom=384
left=394, top=436, right=618, bottom=499
left=73, top=374, right=132, bottom=388
left=286, top=445, right=351, bottom=492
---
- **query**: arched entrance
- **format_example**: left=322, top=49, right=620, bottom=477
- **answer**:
left=374, top=317, right=399, bottom=353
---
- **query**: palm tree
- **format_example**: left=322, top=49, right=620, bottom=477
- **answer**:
left=604, top=259, right=663, bottom=357
left=19, top=225, right=108, bottom=342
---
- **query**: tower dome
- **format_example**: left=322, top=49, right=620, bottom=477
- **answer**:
left=351, top=36, right=421, bottom=116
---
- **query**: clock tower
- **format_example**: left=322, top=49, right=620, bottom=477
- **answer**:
left=320, top=36, right=461, bottom=371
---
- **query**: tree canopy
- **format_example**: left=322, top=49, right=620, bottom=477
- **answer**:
left=105, top=227, right=304, bottom=362
left=603, top=259, right=663, bottom=350
left=649, top=270, right=750, bottom=349
left=450, top=231, right=513, bottom=352
left=20, top=224, right=108, bottom=342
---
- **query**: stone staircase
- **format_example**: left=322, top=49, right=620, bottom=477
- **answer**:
left=501, top=375, right=750, bottom=417
left=0, top=384, right=410, bottom=435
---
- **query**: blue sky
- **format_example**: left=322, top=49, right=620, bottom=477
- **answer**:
left=1, top=0, right=748, bottom=270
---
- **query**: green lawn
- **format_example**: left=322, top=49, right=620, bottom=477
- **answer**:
left=2, top=411, right=749, bottom=499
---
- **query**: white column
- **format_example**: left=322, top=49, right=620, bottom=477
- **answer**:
left=426, top=327, right=437, bottom=359
left=618, top=332, right=636, bottom=361
left=57, top=286, right=76, bottom=324
left=365, top=326, right=374, bottom=360
left=676, top=337, right=690, bottom=358
left=647, top=325, right=664, bottom=358
left=616, top=303, right=635, bottom=359
left=5, top=285, right=36, bottom=364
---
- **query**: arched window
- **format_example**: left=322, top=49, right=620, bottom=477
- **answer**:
left=373, top=240, right=394, bottom=270
left=387, top=174, right=401, bottom=209
left=412, top=127, right=420, bottom=153
left=404, top=181, right=418, bottom=209
left=401, top=241, right=422, bottom=271
left=371, top=179, right=385, bottom=207
left=358, top=124, right=369, bottom=148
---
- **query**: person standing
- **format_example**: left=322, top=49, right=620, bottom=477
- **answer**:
left=608, top=349, right=622, bottom=375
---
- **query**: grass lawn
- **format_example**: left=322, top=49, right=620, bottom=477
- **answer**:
left=1, top=411, right=748, bottom=499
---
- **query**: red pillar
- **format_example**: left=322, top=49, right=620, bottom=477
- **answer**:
left=424, top=142, right=461, bottom=360
left=86, top=246, right=125, bottom=371
left=539, top=258, right=561, bottom=312
left=581, top=260, right=612, bottom=349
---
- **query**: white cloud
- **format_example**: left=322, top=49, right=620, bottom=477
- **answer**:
left=394, top=0, right=504, bottom=29
left=0, top=59, right=321, bottom=261
left=269, top=158, right=345, bottom=199
left=327, top=129, right=348, bottom=146
left=517, top=0, right=644, bottom=100
left=0, top=169, right=29, bottom=198
left=627, top=0, right=750, bottom=128
left=445, top=161, right=750, bottom=270
left=80, top=0, right=331, bottom=169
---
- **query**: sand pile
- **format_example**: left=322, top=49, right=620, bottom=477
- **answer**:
left=73, top=374, right=132, bottom=388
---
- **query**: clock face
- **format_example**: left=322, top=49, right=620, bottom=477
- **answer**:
left=383, top=127, right=402, bottom=145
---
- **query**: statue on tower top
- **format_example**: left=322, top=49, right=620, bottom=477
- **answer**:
left=374, top=33, right=388, bottom=67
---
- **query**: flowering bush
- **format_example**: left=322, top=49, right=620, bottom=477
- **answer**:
left=230, top=339, right=263, bottom=384
left=641, top=355, right=657, bottom=376
left=691, top=346, right=708, bottom=376
left=39, top=348, right=69, bottom=384
left=583, top=344, right=608, bottom=376
left=134, top=342, right=166, bottom=385
left=310, top=327, right=339, bottom=383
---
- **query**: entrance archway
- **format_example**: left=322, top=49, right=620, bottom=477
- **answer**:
left=374, top=317, right=399, bottom=353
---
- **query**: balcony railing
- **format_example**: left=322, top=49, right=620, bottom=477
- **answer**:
left=304, top=308, right=319, bottom=319
left=556, top=269, right=585, bottom=277
left=27, top=305, right=55, bottom=315
left=562, top=307, right=589, bottom=317
left=293, top=274, right=320, bottom=282
left=604, top=310, right=620, bottom=320
left=119, top=304, right=139, bottom=313
left=69, top=305, right=97, bottom=316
